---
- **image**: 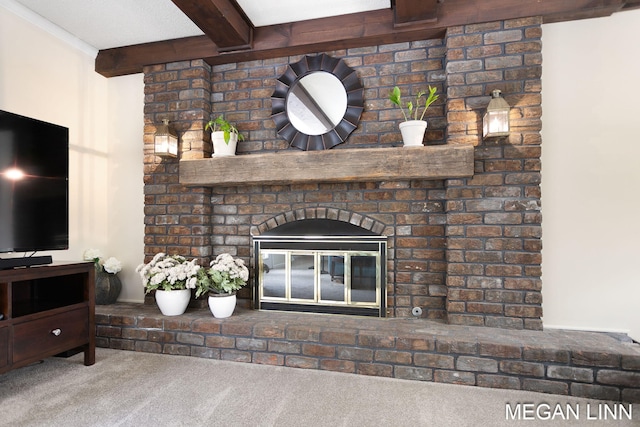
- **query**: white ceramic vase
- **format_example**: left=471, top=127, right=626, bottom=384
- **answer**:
left=399, top=120, right=427, bottom=147
left=155, top=289, right=190, bottom=316
left=208, top=292, right=237, bottom=318
left=211, top=131, right=237, bottom=157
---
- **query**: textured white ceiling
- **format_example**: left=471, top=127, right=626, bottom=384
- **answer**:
left=5, top=0, right=390, bottom=50
left=8, top=0, right=203, bottom=50
left=236, top=0, right=390, bottom=27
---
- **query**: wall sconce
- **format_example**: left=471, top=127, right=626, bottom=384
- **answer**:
left=483, top=89, right=510, bottom=138
left=154, top=119, right=178, bottom=158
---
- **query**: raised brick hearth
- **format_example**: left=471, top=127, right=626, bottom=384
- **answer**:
left=96, top=304, right=640, bottom=403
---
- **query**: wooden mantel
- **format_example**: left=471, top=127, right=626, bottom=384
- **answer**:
left=179, top=145, right=474, bottom=187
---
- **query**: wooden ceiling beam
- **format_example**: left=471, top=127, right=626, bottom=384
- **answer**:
left=433, top=0, right=626, bottom=27
left=621, top=0, right=640, bottom=10
left=95, top=36, right=218, bottom=78
left=394, top=0, right=439, bottom=26
left=171, top=0, right=252, bottom=50
left=95, top=0, right=632, bottom=77
left=95, top=9, right=443, bottom=77
left=208, top=9, right=444, bottom=65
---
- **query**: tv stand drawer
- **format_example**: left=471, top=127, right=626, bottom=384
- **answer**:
left=13, top=307, right=89, bottom=363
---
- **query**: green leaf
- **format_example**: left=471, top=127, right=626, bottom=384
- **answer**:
left=389, top=86, right=402, bottom=106
left=389, top=86, right=408, bottom=121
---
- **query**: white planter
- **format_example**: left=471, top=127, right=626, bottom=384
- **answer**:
left=211, top=131, right=238, bottom=157
left=155, top=289, right=190, bottom=316
left=208, top=292, right=237, bottom=318
left=399, top=120, right=427, bottom=147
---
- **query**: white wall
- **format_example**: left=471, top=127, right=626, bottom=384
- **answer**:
left=541, top=10, right=640, bottom=338
left=105, top=75, right=145, bottom=302
left=0, top=3, right=145, bottom=302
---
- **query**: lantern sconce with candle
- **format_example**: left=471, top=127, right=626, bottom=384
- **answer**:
left=154, top=119, right=179, bottom=158
left=483, top=89, right=510, bottom=138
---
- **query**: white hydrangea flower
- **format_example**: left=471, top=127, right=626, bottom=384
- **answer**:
left=103, top=257, right=122, bottom=274
left=150, top=272, right=166, bottom=286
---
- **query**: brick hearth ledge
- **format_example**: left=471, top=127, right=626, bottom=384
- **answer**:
left=96, top=303, right=640, bottom=403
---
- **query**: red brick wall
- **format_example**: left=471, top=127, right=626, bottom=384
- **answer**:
left=142, top=17, right=543, bottom=329
left=142, top=60, right=213, bottom=263
left=444, top=17, right=543, bottom=329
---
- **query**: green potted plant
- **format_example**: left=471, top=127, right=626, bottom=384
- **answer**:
left=389, top=85, right=439, bottom=147
left=196, top=253, right=249, bottom=318
left=205, top=115, right=244, bottom=157
left=136, top=253, right=201, bottom=316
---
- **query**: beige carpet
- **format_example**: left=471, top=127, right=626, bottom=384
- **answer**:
left=0, top=348, right=637, bottom=426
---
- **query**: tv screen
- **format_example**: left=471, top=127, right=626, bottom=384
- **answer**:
left=0, top=110, right=69, bottom=254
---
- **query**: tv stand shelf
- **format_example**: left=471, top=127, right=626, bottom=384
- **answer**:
left=0, top=262, right=95, bottom=374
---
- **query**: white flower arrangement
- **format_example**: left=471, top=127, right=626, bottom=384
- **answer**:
left=196, top=253, right=249, bottom=297
left=136, top=252, right=201, bottom=294
left=84, top=249, right=122, bottom=274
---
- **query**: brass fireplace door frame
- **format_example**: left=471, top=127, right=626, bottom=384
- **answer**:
left=253, top=236, right=387, bottom=317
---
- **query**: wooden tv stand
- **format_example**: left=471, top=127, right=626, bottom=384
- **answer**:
left=0, top=262, right=95, bottom=374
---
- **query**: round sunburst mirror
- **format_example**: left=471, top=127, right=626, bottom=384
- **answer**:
left=271, top=54, right=364, bottom=151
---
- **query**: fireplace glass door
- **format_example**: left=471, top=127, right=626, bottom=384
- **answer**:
left=254, top=235, right=386, bottom=317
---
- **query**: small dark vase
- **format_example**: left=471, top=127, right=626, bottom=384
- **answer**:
left=95, top=267, right=122, bottom=305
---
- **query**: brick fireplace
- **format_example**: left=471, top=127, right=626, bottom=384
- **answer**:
left=142, top=17, right=543, bottom=330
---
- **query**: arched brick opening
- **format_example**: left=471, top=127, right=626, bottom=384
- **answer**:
left=251, top=207, right=390, bottom=238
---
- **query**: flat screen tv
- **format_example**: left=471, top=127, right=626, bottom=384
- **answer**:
left=0, top=110, right=69, bottom=269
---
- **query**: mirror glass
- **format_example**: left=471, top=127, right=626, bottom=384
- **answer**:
left=287, top=72, right=347, bottom=136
